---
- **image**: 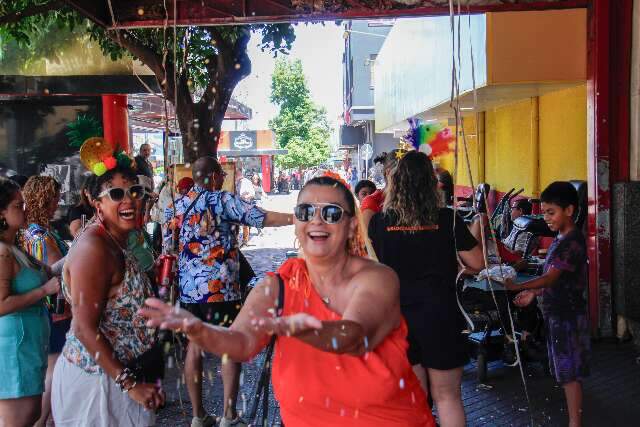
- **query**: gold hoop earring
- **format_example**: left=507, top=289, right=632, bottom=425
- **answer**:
left=293, top=237, right=300, bottom=250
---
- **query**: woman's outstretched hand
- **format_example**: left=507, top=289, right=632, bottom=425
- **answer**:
left=250, top=312, right=323, bottom=337
left=139, top=298, right=202, bottom=336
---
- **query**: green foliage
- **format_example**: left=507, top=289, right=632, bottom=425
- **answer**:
left=66, top=113, right=103, bottom=148
left=1, top=1, right=295, bottom=102
left=0, top=2, right=83, bottom=72
left=270, top=58, right=331, bottom=169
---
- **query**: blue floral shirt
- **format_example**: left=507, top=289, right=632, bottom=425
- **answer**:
left=166, top=185, right=266, bottom=304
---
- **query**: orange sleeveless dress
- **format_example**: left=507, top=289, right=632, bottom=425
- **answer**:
left=270, top=258, right=435, bottom=427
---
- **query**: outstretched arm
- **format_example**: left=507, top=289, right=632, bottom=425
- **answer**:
left=142, top=264, right=402, bottom=358
left=263, top=211, right=293, bottom=227
left=141, top=274, right=285, bottom=362
left=262, top=264, right=401, bottom=356
left=505, top=267, right=562, bottom=291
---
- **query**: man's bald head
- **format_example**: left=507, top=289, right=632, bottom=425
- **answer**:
left=192, top=156, right=222, bottom=188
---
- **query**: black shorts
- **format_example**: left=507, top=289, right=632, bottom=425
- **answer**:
left=183, top=300, right=242, bottom=327
left=403, top=301, right=469, bottom=370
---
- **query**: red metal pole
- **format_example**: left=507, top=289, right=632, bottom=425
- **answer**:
left=609, top=0, right=632, bottom=183
left=261, top=155, right=272, bottom=193
left=102, top=94, right=130, bottom=153
left=586, top=0, right=633, bottom=337
left=586, top=0, right=609, bottom=336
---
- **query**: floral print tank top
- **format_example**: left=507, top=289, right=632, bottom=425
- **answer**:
left=62, top=249, right=156, bottom=375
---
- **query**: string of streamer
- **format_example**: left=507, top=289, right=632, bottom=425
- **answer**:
left=447, top=1, right=534, bottom=424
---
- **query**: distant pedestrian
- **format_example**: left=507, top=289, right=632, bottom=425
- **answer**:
left=134, top=144, right=154, bottom=179
left=354, top=179, right=376, bottom=203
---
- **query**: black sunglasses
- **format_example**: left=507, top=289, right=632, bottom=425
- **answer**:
left=294, top=203, right=350, bottom=224
left=97, top=184, right=146, bottom=202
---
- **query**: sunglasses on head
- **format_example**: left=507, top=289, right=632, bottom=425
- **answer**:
left=97, top=184, right=146, bottom=202
left=294, top=203, right=350, bottom=224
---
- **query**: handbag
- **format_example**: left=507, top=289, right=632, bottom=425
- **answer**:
left=127, top=343, right=165, bottom=383
left=245, top=274, right=285, bottom=424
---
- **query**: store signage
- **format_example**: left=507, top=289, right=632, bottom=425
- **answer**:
left=230, top=131, right=257, bottom=150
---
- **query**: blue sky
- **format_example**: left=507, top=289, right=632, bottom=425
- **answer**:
left=224, top=23, right=345, bottom=147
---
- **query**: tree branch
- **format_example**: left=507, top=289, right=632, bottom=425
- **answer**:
left=102, top=29, right=163, bottom=79
left=0, top=0, right=65, bottom=25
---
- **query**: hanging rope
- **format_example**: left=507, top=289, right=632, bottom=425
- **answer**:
left=447, top=1, right=534, bottom=424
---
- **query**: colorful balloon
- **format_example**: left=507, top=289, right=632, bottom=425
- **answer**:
left=103, top=156, right=117, bottom=170
left=92, top=162, right=108, bottom=176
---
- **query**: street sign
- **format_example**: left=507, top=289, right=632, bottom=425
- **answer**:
left=361, top=143, right=373, bottom=160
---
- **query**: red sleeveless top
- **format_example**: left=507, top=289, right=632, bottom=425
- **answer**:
left=270, top=258, right=435, bottom=427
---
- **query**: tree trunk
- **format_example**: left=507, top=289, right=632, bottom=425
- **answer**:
left=175, top=87, right=234, bottom=164
left=166, top=27, right=251, bottom=164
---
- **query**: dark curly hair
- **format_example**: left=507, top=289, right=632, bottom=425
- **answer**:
left=541, top=181, right=578, bottom=210
left=89, top=165, right=138, bottom=200
left=354, top=179, right=376, bottom=196
left=0, top=177, right=21, bottom=211
left=23, top=176, right=61, bottom=227
left=0, top=178, right=21, bottom=232
left=384, top=151, right=441, bottom=227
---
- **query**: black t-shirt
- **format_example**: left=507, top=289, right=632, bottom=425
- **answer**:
left=67, top=204, right=95, bottom=224
left=368, top=208, right=477, bottom=305
left=135, top=155, right=154, bottom=178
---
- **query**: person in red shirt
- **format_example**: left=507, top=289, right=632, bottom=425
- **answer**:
left=141, top=175, right=435, bottom=427
left=361, top=150, right=404, bottom=229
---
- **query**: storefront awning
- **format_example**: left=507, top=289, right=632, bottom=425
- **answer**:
left=219, top=149, right=288, bottom=157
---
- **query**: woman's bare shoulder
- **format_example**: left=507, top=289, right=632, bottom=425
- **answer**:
left=350, top=257, right=399, bottom=288
left=67, top=228, right=113, bottom=264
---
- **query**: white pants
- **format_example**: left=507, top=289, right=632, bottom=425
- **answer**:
left=52, top=356, right=156, bottom=426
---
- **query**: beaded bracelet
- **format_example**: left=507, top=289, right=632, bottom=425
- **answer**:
left=115, top=368, right=137, bottom=393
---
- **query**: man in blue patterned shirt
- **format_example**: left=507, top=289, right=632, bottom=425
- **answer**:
left=167, top=156, right=293, bottom=427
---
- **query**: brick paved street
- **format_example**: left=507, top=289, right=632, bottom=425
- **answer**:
left=157, top=191, right=640, bottom=426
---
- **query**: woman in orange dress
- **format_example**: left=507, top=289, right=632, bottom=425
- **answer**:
left=141, top=175, right=435, bottom=427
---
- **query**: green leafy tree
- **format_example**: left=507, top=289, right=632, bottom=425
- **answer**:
left=0, top=1, right=295, bottom=162
left=269, top=58, right=331, bottom=170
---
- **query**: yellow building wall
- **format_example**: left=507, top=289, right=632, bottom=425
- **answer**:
left=484, top=98, right=538, bottom=195
left=447, top=84, right=587, bottom=198
left=538, top=85, right=587, bottom=189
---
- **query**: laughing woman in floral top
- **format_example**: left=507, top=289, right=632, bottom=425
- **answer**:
left=52, top=166, right=162, bottom=427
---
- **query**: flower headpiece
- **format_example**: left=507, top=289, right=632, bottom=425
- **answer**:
left=79, top=137, right=133, bottom=176
left=402, top=118, right=455, bottom=158
left=323, top=170, right=350, bottom=188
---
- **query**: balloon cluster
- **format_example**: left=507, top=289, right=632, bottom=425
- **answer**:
left=80, top=137, right=133, bottom=177
left=403, top=118, right=455, bottom=158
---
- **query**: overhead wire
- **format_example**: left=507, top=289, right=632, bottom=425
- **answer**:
left=447, top=1, right=534, bottom=424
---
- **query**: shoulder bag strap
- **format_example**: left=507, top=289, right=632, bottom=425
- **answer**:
left=172, top=191, right=205, bottom=252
